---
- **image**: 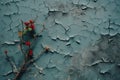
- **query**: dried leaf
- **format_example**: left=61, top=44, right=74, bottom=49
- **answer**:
left=18, top=31, right=23, bottom=37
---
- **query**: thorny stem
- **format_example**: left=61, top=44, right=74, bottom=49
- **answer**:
left=13, top=20, right=46, bottom=80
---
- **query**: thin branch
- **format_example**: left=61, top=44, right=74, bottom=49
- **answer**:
left=13, top=48, right=47, bottom=80
left=35, top=24, right=46, bottom=37
left=5, top=54, right=18, bottom=75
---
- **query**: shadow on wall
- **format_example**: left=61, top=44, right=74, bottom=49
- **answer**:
left=68, top=34, right=120, bottom=80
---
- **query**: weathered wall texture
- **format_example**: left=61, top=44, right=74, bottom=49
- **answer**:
left=0, top=0, right=120, bottom=80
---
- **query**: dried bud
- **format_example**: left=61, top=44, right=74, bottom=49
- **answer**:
left=18, top=31, right=23, bottom=37
left=29, top=20, right=34, bottom=24
left=45, top=46, right=50, bottom=52
left=24, top=22, right=29, bottom=26
left=4, top=50, right=8, bottom=54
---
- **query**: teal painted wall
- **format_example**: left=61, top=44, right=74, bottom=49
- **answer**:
left=0, top=0, right=120, bottom=80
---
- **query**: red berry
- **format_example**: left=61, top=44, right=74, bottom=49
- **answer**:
left=25, top=41, right=31, bottom=46
left=4, top=50, right=8, bottom=54
left=28, top=49, right=33, bottom=56
left=29, top=20, right=34, bottom=24
left=24, top=22, right=29, bottom=26
left=30, top=24, right=35, bottom=30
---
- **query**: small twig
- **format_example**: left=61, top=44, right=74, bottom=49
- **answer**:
left=10, top=60, right=18, bottom=73
left=13, top=63, right=26, bottom=80
left=19, top=42, right=26, bottom=59
left=4, top=53, right=18, bottom=76
left=21, top=20, right=24, bottom=31
left=35, top=24, right=46, bottom=37
left=17, top=20, right=27, bottom=60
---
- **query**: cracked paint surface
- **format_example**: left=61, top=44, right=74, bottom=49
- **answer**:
left=0, top=0, right=120, bottom=80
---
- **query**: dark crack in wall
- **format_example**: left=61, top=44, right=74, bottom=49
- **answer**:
left=0, top=0, right=120, bottom=80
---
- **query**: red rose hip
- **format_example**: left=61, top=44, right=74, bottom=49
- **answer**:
left=25, top=41, right=31, bottom=46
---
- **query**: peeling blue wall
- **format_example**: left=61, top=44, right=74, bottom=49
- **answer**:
left=0, top=0, right=120, bottom=80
